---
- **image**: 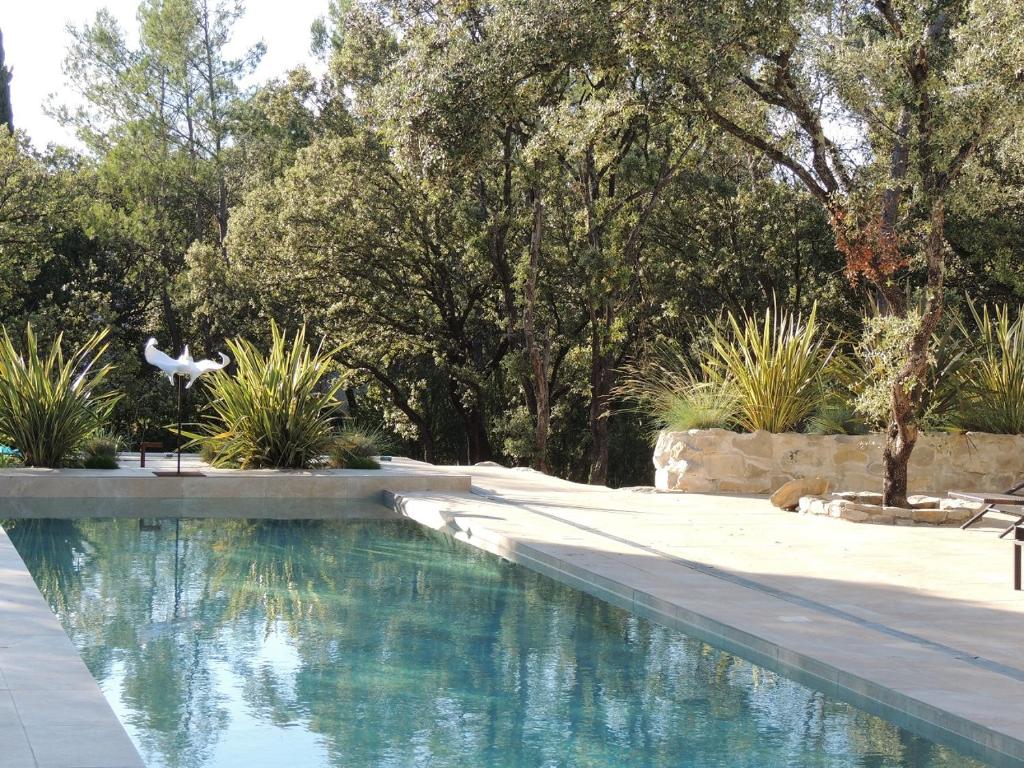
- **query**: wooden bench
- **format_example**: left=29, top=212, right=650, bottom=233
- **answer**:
left=138, top=441, right=164, bottom=468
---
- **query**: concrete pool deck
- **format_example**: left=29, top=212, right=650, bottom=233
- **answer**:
left=392, top=464, right=1024, bottom=767
left=2, top=458, right=1024, bottom=766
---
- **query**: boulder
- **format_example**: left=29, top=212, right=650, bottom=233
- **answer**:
left=770, top=476, right=832, bottom=510
left=832, top=491, right=883, bottom=505
left=836, top=502, right=871, bottom=522
left=912, top=508, right=949, bottom=525
left=797, top=495, right=829, bottom=515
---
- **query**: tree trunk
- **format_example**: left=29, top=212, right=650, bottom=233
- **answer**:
left=447, top=382, right=492, bottom=465
left=344, top=387, right=358, bottom=418
left=0, top=29, right=13, bottom=133
left=588, top=326, right=614, bottom=486
left=523, top=191, right=551, bottom=473
left=419, top=429, right=437, bottom=466
left=467, top=406, right=492, bottom=464
left=588, top=395, right=611, bottom=486
left=881, top=199, right=947, bottom=507
left=882, top=390, right=917, bottom=507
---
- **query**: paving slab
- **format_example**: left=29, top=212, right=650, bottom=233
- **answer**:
left=390, top=464, right=1024, bottom=767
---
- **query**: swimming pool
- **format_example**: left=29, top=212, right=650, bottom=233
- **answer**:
left=6, top=517, right=989, bottom=768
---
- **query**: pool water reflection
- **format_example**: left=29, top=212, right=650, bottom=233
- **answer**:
left=5, top=518, right=989, bottom=768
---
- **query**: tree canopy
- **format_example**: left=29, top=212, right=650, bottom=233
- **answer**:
left=1, top=0, right=1022, bottom=487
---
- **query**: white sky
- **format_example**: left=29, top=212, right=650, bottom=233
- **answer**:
left=2, top=0, right=329, bottom=149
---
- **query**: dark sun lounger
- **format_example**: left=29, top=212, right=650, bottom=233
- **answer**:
left=949, top=483, right=1024, bottom=591
left=1016, top=526, right=1024, bottom=591
left=949, top=480, right=1024, bottom=538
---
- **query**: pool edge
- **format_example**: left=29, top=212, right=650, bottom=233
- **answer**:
left=0, top=523, right=147, bottom=768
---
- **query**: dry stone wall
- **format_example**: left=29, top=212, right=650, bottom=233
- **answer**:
left=653, top=428, right=1024, bottom=495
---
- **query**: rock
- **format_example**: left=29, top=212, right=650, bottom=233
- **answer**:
left=940, top=498, right=985, bottom=512
left=833, top=491, right=883, bottom=506
left=770, top=476, right=832, bottom=510
left=832, top=447, right=870, bottom=465
left=940, top=505, right=975, bottom=524
left=474, top=461, right=504, bottom=467
left=906, top=494, right=941, bottom=510
left=797, top=495, right=829, bottom=516
left=912, top=508, right=948, bottom=525
left=838, top=504, right=870, bottom=522
left=700, top=453, right=747, bottom=480
left=652, top=428, right=1024, bottom=496
left=731, top=430, right=774, bottom=459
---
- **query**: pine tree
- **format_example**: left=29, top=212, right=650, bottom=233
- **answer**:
left=0, top=28, right=13, bottom=133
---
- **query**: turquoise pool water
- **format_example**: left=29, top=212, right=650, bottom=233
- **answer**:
left=6, top=518, right=988, bottom=768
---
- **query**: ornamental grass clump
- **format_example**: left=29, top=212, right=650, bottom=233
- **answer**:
left=190, top=324, right=344, bottom=469
left=329, top=425, right=389, bottom=469
left=0, top=325, right=120, bottom=467
left=705, top=304, right=837, bottom=433
left=955, top=303, right=1024, bottom=434
left=81, top=432, right=122, bottom=469
left=616, top=341, right=738, bottom=436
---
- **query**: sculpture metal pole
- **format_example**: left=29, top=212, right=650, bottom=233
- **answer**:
left=143, top=339, right=230, bottom=476
left=175, top=375, right=183, bottom=475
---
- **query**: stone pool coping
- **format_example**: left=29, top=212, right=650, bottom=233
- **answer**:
left=0, top=457, right=471, bottom=518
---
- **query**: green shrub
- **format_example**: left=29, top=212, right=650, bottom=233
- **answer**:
left=188, top=323, right=343, bottom=469
left=338, top=454, right=381, bottom=470
left=0, top=325, right=120, bottom=467
left=852, top=305, right=973, bottom=432
left=955, top=303, right=1024, bottom=434
left=850, top=301, right=1024, bottom=434
left=199, top=440, right=219, bottom=465
left=82, top=433, right=120, bottom=459
left=918, top=322, right=971, bottom=432
left=82, top=454, right=119, bottom=469
left=0, top=452, right=21, bottom=468
left=80, top=432, right=121, bottom=470
left=806, top=397, right=869, bottom=435
left=619, top=306, right=837, bottom=436
left=328, top=426, right=387, bottom=469
left=705, top=304, right=838, bottom=433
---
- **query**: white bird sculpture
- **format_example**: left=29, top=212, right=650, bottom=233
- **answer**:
left=144, top=339, right=230, bottom=388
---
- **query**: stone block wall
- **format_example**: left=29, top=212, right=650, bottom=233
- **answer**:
left=653, top=428, right=1024, bottom=495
